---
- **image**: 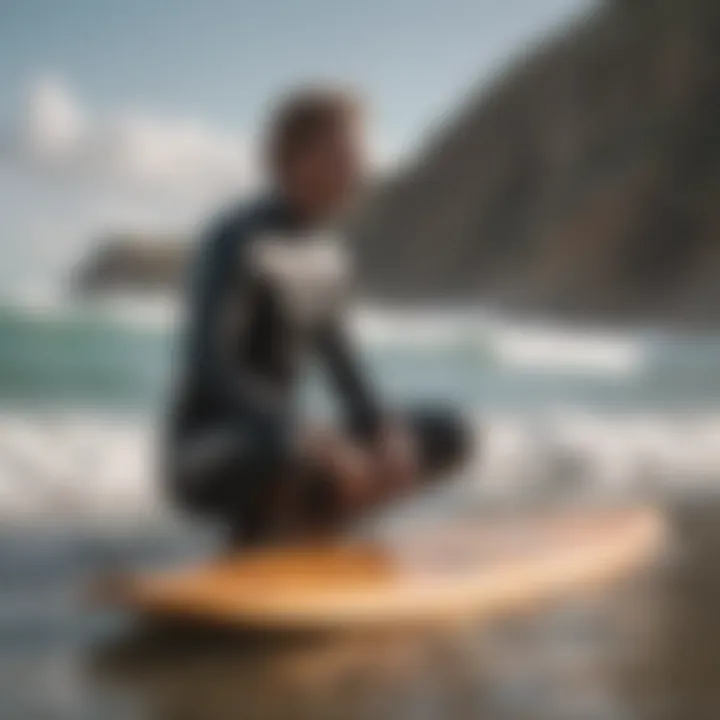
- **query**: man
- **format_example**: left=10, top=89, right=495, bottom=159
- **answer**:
left=167, top=87, right=471, bottom=545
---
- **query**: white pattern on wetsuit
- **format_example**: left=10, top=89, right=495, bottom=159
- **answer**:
left=248, top=231, right=350, bottom=330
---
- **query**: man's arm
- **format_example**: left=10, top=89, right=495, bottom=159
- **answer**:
left=315, top=320, right=420, bottom=499
left=315, top=320, right=383, bottom=439
left=185, top=217, right=287, bottom=434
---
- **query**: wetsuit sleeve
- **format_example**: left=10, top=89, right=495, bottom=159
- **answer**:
left=186, top=219, right=287, bottom=434
left=315, top=321, right=383, bottom=439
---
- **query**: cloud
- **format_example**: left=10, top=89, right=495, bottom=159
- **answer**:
left=23, top=77, right=87, bottom=159
left=10, top=76, right=258, bottom=199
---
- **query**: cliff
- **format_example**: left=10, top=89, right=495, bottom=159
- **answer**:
left=353, top=0, right=720, bottom=323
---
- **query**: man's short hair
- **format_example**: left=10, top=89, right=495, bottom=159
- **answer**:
left=267, top=86, right=361, bottom=175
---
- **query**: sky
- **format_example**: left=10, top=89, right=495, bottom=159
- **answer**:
left=0, top=0, right=593, bottom=295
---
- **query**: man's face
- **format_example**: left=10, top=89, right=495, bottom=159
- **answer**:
left=285, top=116, right=366, bottom=220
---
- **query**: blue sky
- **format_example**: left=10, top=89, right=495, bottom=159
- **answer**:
left=0, top=0, right=593, bottom=293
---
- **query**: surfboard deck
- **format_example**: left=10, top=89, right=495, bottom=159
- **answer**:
left=102, top=507, right=664, bottom=632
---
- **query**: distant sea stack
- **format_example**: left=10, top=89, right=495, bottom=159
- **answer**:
left=78, top=0, right=720, bottom=324
left=74, top=233, right=190, bottom=295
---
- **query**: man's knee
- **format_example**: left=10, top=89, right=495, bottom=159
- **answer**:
left=164, top=426, right=234, bottom=515
left=405, top=405, right=474, bottom=477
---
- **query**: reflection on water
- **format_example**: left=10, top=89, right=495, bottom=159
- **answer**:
left=90, top=585, right=663, bottom=720
left=2, top=504, right=720, bottom=718
left=87, top=504, right=711, bottom=720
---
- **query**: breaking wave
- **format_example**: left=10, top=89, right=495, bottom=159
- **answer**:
left=1, top=409, right=719, bottom=526
left=0, top=297, right=719, bottom=526
left=356, top=307, right=649, bottom=379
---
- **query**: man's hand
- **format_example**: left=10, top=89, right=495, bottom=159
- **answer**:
left=298, top=428, right=375, bottom=514
left=371, top=422, right=419, bottom=500
left=292, top=423, right=421, bottom=534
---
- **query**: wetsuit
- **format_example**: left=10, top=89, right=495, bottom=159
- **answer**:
left=167, top=196, right=469, bottom=542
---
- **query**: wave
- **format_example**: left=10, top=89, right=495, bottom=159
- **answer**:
left=0, top=412, right=164, bottom=527
left=472, top=410, right=720, bottom=502
left=354, top=305, right=483, bottom=348
left=2, top=297, right=720, bottom=417
left=0, top=287, right=178, bottom=332
left=490, top=325, right=646, bottom=377
left=356, top=307, right=649, bottom=379
left=0, top=409, right=719, bottom=527
left=0, top=298, right=655, bottom=401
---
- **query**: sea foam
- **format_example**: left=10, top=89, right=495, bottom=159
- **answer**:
left=0, top=409, right=718, bottom=527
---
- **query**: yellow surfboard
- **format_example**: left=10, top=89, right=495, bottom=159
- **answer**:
left=104, top=507, right=664, bottom=631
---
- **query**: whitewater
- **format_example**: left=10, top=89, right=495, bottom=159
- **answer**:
left=1, top=297, right=720, bottom=526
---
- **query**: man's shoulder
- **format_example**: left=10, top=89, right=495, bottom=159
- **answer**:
left=194, top=197, right=278, bottom=265
left=207, top=197, right=275, bottom=241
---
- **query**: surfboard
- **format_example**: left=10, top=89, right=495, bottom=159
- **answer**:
left=103, top=507, right=664, bottom=631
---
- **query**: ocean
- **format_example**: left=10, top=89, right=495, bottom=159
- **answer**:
left=1, top=296, right=720, bottom=718
left=2, top=298, right=720, bottom=524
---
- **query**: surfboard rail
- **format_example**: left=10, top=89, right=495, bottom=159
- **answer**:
left=103, top=507, right=665, bottom=631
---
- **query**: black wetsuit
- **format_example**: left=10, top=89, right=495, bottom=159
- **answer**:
left=167, top=196, right=469, bottom=541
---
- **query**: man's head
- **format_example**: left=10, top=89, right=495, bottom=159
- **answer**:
left=266, top=86, right=366, bottom=222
